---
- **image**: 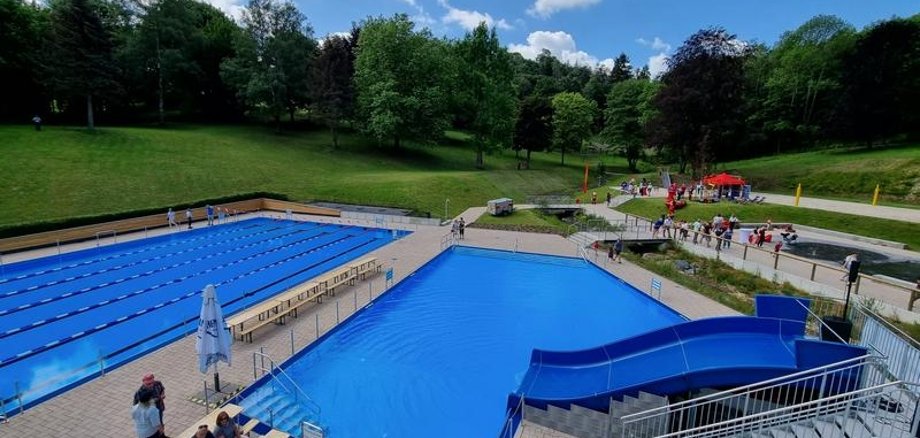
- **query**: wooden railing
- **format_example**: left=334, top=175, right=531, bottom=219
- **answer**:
left=621, top=213, right=920, bottom=313
left=0, top=198, right=339, bottom=254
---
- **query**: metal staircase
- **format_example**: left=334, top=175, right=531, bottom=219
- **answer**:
left=522, top=392, right=669, bottom=438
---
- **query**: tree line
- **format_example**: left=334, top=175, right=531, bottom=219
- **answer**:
left=1, top=0, right=917, bottom=175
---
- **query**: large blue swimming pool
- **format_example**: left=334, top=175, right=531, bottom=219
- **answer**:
left=237, top=246, right=687, bottom=437
left=0, top=218, right=402, bottom=413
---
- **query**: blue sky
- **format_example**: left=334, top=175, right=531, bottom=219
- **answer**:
left=218, top=0, right=917, bottom=75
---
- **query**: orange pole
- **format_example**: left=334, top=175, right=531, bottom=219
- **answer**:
left=583, top=162, right=589, bottom=193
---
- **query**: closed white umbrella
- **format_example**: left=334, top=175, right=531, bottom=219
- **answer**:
left=196, top=284, right=232, bottom=391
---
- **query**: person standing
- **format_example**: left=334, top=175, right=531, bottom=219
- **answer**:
left=31, top=115, right=42, bottom=131
left=134, top=374, right=166, bottom=426
left=458, top=217, right=465, bottom=239
left=167, top=208, right=177, bottom=229
left=605, top=192, right=612, bottom=207
left=842, top=253, right=859, bottom=281
left=132, top=388, right=163, bottom=438
left=214, top=411, right=242, bottom=438
left=613, top=239, right=623, bottom=263
left=591, top=191, right=598, bottom=204
left=186, top=208, right=193, bottom=230
left=206, top=205, right=214, bottom=226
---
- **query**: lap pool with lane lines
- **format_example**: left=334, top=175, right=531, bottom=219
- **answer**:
left=0, top=218, right=405, bottom=413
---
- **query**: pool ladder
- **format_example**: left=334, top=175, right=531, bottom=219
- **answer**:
left=252, top=351, right=323, bottom=431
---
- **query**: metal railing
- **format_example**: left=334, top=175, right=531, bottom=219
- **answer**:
left=651, top=381, right=920, bottom=438
left=440, top=232, right=457, bottom=250
left=94, top=229, right=117, bottom=247
left=252, top=351, right=321, bottom=418
left=620, top=212, right=920, bottom=312
left=498, top=395, right=526, bottom=438
left=302, top=420, right=325, bottom=438
left=619, top=354, right=888, bottom=437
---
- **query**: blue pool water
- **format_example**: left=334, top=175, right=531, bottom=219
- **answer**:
left=0, top=218, right=403, bottom=413
left=238, top=247, right=687, bottom=437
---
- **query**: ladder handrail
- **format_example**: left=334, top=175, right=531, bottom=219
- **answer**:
left=620, top=354, right=882, bottom=422
left=252, top=351, right=321, bottom=416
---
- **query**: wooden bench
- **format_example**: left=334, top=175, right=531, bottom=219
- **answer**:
left=176, top=404, right=243, bottom=438
left=349, top=257, right=379, bottom=280
left=226, top=299, right=290, bottom=343
left=315, top=267, right=352, bottom=297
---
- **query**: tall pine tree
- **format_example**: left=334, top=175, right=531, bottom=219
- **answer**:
left=48, top=0, right=120, bottom=129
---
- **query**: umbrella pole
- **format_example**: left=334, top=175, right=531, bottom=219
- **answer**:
left=213, top=362, right=221, bottom=393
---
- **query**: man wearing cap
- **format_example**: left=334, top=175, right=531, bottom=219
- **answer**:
left=134, top=374, right=166, bottom=426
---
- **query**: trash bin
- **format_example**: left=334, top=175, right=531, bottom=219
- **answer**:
left=821, top=316, right=853, bottom=343
left=738, top=228, right=753, bottom=245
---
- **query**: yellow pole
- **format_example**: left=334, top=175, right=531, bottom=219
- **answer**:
left=872, top=184, right=880, bottom=206
left=794, top=183, right=802, bottom=207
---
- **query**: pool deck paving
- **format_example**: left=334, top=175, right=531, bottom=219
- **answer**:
left=0, top=210, right=738, bottom=438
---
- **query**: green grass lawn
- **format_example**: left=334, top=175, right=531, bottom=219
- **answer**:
left=0, top=124, right=631, bottom=229
left=471, top=208, right=570, bottom=235
left=615, top=198, right=920, bottom=250
left=707, top=144, right=920, bottom=207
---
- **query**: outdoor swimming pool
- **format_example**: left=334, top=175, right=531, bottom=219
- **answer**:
left=0, top=218, right=403, bottom=414
left=237, top=246, right=687, bottom=437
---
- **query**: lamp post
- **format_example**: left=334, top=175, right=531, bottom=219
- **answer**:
left=444, top=198, right=450, bottom=221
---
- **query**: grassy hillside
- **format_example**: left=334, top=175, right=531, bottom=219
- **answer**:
left=615, top=198, right=920, bottom=250
left=712, top=144, right=920, bottom=207
left=0, top=124, right=614, bottom=228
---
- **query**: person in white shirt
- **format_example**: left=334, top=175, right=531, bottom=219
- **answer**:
left=167, top=208, right=177, bottom=228
left=132, top=389, right=163, bottom=438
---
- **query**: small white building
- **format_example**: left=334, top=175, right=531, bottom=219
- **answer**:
left=487, top=198, right=514, bottom=216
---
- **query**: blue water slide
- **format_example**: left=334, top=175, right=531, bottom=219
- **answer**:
left=509, top=296, right=866, bottom=412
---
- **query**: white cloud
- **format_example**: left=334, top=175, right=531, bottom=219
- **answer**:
left=439, top=0, right=512, bottom=30
left=636, top=36, right=671, bottom=52
left=526, top=0, right=601, bottom=19
left=648, top=52, right=669, bottom=78
left=509, top=30, right=611, bottom=68
left=398, top=0, right=436, bottom=27
left=203, top=0, right=245, bottom=21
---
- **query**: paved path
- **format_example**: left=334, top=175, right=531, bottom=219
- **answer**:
left=0, top=209, right=738, bottom=438
left=752, top=192, right=920, bottom=223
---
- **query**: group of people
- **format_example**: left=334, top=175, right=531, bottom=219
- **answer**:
left=132, top=374, right=243, bottom=438
left=168, top=205, right=237, bottom=230
left=618, top=178, right=657, bottom=198
left=450, top=217, right=465, bottom=239
left=652, top=212, right=742, bottom=251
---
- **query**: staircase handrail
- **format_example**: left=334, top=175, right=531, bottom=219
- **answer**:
left=252, top=351, right=321, bottom=417
left=496, top=395, right=526, bottom=438
left=650, top=381, right=912, bottom=438
left=577, top=245, right=590, bottom=264
left=620, top=354, right=883, bottom=425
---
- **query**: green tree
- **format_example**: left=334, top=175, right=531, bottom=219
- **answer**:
left=757, top=15, right=855, bottom=151
left=551, top=92, right=596, bottom=165
left=221, top=0, right=315, bottom=132
left=649, top=28, right=750, bottom=175
left=603, top=78, right=657, bottom=172
left=841, top=18, right=920, bottom=146
left=513, top=95, right=553, bottom=166
left=47, top=0, right=121, bottom=129
left=0, top=0, right=48, bottom=119
left=354, top=14, right=449, bottom=148
left=313, top=32, right=357, bottom=148
left=609, top=53, right=633, bottom=83
left=456, top=23, right=516, bottom=168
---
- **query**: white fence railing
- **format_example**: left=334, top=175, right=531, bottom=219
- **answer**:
left=339, top=211, right=441, bottom=227
left=619, top=355, right=888, bottom=437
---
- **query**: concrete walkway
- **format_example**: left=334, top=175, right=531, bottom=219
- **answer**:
left=752, top=192, right=920, bottom=223
left=0, top=209, right=738, bottom=438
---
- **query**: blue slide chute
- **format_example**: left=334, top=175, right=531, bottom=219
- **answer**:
left=509, top=296, right=866, bottom=413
